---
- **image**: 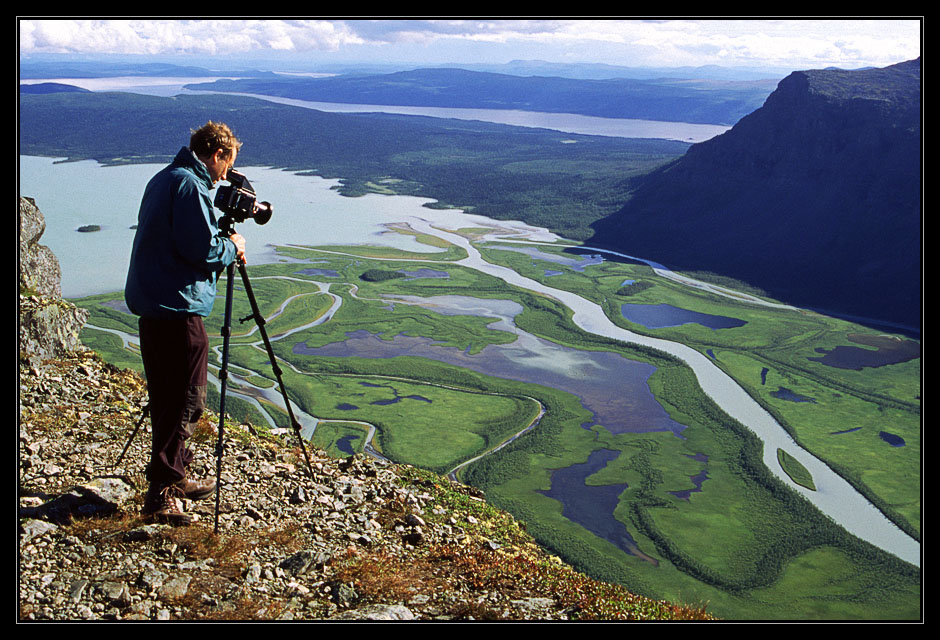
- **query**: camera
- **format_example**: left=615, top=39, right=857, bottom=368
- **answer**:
left=215, top=169, right=273, bottom=225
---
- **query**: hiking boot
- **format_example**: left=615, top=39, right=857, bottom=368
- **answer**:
left=142, top=484, right=192, bottom=526
left=175, top=476, right=216, bottom=501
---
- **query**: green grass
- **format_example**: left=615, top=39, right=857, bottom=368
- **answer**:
left=72, top=241, right=921, bottom=620
left=777, top=449, right=816, bottom=491
left=310, top=421, right=369, bottom=457
left=476, top=242, right=921, bottom=540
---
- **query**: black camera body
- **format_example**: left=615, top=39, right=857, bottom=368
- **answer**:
left=215, top=169, right=273, bottom=226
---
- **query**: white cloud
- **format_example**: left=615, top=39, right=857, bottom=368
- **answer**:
left=18, top=18, right=921, bottom=69
left=19, top=19, right=364, bottom=56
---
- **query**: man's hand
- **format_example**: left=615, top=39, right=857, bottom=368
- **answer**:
left=229, top=232, right=247, bottom=264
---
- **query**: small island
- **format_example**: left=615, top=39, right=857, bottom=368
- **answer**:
left=76, top=224, right=101, bottom=233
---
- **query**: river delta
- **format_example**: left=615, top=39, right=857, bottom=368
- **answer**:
left=22, top=156, right=921, bottom=619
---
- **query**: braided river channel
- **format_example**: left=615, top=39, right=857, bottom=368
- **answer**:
left=20, top=155, right=920, bottom=568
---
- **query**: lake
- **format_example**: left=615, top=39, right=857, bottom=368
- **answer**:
left=19, top=155, right=462, bottom=298
left=19, top=76, right=732, bottom=143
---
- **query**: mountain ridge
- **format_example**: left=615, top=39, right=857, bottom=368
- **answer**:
left=183, top=67, right=773, bottom=125
left=590, top=58, right=921, bottom=330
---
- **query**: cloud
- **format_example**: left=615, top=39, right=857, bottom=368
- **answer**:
left=19, top=19, right=364, bottom=55
left=18, top=18, right=920, bottom=69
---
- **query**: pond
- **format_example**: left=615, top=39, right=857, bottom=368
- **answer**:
left=772, top=387, right=817, bottom=403
left=538, top=448, right=656, bottom=564
left=809, top=334, right=920, bottom=370
left=620, top=303, right=747, bottom=330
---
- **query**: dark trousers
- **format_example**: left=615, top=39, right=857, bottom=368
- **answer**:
left=138, top=315, right=209, bottom=487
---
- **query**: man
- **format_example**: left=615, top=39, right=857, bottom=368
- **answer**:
left=125, top=121, right=247, bottom=525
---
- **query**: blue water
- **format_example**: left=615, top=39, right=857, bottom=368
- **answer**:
left=296, top=268, right=341, bottom=278
left=19, top=155, right=451, bottom=298
left=295, top=291, right=689, bottom=439
left=399, top=268, right=449, bottom=280
left=336, top=434, right=360, bottom=455
left=620, top=303, right=746, bottom=330
left=538, top=449, right=641, bottom=555
left=879, top=431, right=906, bottom=447
left=772, top=387, right=817, bottom=403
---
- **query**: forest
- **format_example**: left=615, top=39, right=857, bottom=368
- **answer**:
left=19, top=90, right=689, bottom=241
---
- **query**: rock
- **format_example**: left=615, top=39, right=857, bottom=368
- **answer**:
left=20, top=476, right=136, bottom=524
left=279, top=551, right=312, bottom=576
left=19, top=197, right=89, bottom=366
left=19, top=518, right=59, bottom=543
left=330, top=582, right=359, bottom=606
left=329, top=604, right=416, bottom=621
left=17, top=347, right=680, bottom=622
left=158, top=575, right=192, bottom=601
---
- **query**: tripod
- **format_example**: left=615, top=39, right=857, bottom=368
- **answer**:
left=213, top=220, right=315, bottom=533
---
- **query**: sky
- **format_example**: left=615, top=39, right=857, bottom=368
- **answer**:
left=18, top=18, right=923, bottom=74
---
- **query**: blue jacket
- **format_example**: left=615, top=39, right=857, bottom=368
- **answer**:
left=125, top=147, right=237, bottom=318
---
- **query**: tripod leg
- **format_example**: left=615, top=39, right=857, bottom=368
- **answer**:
left=213, top=261, right=237, bottom=534
left=236, top=262, right=316, bottom=479
left=114, top=404, right=149, bottom=469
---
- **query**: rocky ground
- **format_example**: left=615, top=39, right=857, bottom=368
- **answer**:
left=18, top=348, right=715, bottom=622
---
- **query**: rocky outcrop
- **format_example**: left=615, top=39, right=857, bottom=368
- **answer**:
left=16, top=199, right=714, bottom=622
left=18, top=350, right=715, bottom=621
left=19, top=196, right=89, bottom=366
left=590, top=59, right=921, bottom=329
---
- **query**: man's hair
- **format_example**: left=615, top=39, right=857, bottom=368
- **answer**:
left=190, top=121, right=242, bottom=160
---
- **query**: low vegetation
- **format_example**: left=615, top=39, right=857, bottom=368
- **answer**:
left=75, top=239, right=921, bottom=620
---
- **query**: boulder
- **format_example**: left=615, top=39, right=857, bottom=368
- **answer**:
left=19, top=196, right=89, bottom=365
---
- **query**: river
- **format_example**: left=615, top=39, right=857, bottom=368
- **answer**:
left=395, top=215, right=922, bottom=568
left=19, top=155, right=920, bottom=568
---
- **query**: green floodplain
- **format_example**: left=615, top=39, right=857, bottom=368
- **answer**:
left=76, top=232, right=921, bottom=621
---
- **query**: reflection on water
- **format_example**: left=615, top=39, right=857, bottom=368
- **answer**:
left=879, top=431, right=906, bottom=447
left=809, top=334, right=921, bottom=370
left=621, top=303, right=747, bottom=330
left=489, top=245, right=605, bottom=272
left=336, top=434, right=360, bottom=455
left=538, top=448, right=657, bottom=564
left=293, top=294, right=687, bottom=437
left=772, top=387, right=817, bottom=404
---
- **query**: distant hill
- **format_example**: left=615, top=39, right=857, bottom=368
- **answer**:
left=19, top=82, right=90, bottom=94
left=18, top=91, right=687, bottom=240
left=590, top=59, right=922, bottom=330
left=185, top=67, right=774, bottom=125
left=439, top=59, right=789, bottom=82
left=18, top=60, right=262, bottom=79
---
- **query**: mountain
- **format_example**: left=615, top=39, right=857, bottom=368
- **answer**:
left=18, top=60, right=261, bottom=79
left=184, top=67, right=774, bottom=125
left=19, top=82, right=91, bottom=94
left=436, top=60, right=787, bottom=81
left=590, top=59, right=921, bottom=330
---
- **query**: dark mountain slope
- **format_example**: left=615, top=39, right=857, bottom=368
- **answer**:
left=590, top=59, right=921, bottom=330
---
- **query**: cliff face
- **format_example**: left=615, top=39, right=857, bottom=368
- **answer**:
left=19, top=196, right=89, bottom=366
left=590, top=59, right=921, bottom=329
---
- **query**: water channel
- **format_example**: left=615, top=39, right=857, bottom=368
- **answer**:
left=19, top=155, right=921, bottom=568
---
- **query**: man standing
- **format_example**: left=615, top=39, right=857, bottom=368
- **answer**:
left=125, top=121, right=246, bottom=525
